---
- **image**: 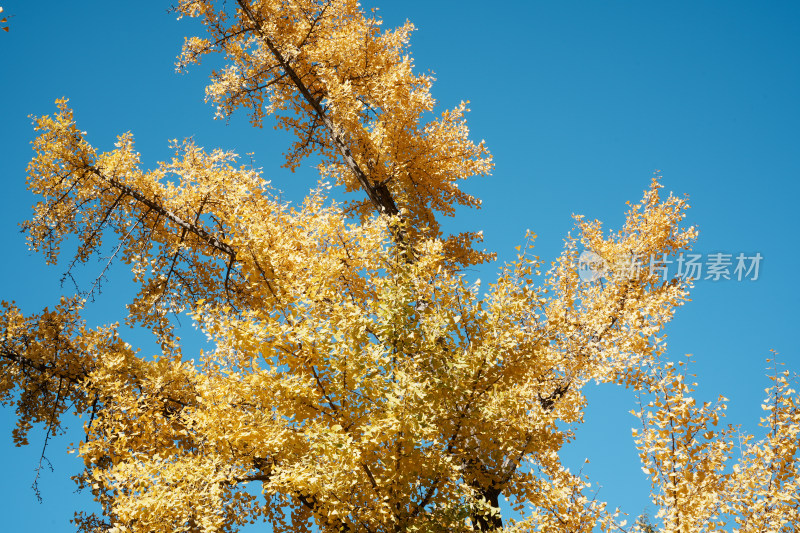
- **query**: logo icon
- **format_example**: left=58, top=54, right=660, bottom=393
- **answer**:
left=577, top=250, right=606, bottom=283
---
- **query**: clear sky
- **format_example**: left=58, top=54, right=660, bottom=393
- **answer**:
left=1, top=1, right=799, bottom=531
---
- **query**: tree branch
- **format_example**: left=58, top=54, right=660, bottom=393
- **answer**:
left=234, top=0, right=400, bottom=218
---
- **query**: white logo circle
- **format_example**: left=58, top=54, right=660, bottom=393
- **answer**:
left=577, top=250, right=606, bottom=282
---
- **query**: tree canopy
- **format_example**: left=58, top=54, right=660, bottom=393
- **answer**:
left=1, top=1, right=797, bottom=532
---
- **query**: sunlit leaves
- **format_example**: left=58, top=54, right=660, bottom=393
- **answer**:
left=632, top=359, right=799, bottom=532
left=176, top=0, right=493, bottom=264
left=1, top=1, right=797, bottom=533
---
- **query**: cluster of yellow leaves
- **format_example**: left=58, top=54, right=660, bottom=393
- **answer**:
left=9, top=97, right=700, bottom=532
left=1, top=1, right=798, bottom=533
left=632, top=359, right=799, bottom=532
left=177, top=0, right=493, bottom=265
left=0, top=6, right=9, bottom=32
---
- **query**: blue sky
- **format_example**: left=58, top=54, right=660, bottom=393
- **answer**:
left=1, top=1, right=798, bottom=530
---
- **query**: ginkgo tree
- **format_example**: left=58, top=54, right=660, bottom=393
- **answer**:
left=1, top=1, right=797, bottom=532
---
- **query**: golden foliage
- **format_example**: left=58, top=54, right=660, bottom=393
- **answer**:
left=1, top=1, right=797, bottom=532
left=631, top=359, right=799, bottom=532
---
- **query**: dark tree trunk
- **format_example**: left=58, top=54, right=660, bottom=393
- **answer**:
left=472, top=487, right=503, bottom=532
